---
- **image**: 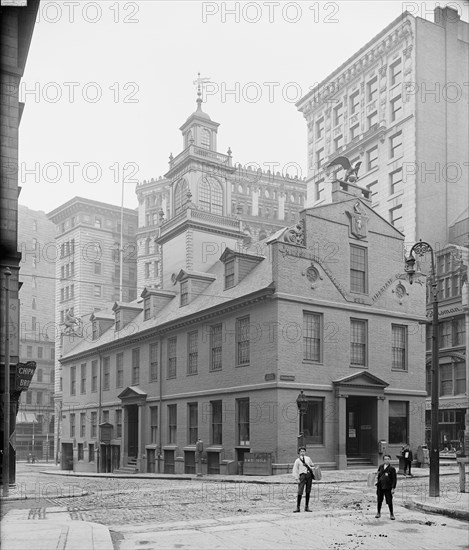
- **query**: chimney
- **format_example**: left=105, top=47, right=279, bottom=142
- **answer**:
left=434, top=6, right=460, bottom=27
left=331, top=179, right=372, bottom=205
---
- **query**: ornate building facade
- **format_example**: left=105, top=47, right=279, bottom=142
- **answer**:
left=296, top=5, right=468, bottom=250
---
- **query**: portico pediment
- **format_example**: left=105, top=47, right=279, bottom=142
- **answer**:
left=117, top=386, right=147, bottom=401
left=333, top=370, right=389, bottom=390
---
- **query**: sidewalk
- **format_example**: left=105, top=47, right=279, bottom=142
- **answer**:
left=1, top=462, right=467, bottom=550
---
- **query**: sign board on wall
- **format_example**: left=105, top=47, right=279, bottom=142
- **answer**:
left=15, top=361, right=37, bottom=391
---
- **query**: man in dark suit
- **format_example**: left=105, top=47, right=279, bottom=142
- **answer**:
left=375, top=454, right=397, bottom=520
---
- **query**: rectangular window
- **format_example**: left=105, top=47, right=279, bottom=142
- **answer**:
left=225, top=259, right=235, bottom=289
left=454, top=362, right=466, bottom=395
left=70, top=366, right=76, bottom=395
left=390, top=168, right=403, bottom=194
left=168, top=404, right=177, bottom=444
left=350, top=123, right=360, bottom=140
left=80, top=413, right=86, bottom=438
left=102, top=410, right=109, bottom=424
left=333, top=103, right=343, bottom=126
left=150, top=406, right=158, bottom=443
left=131, top=348, right=140, bottom=385
left=236, top=316, right=250, bottom=366
left=390, top=58, right=402, bottom=86
left=303, top=312, right=322, bottom=362
left=91, top=360, right=98, bottom=393
left=187, top=331, right=198, bottom=375
left=350, top=319, right=367, bottom=366
left=454, top=318, right=465, bottom=346
left=315, top=117, right=324, bottom=139
left=77, top=443, right=84, bottom=461
left=389, top=401, right=408, bottom=444
left=70, top=414, right=75, bottom=437
left=390, top=205, right=403, bottom=229
left=334, top=134, right=343, bottom=151
left=80, top=363, right=86, bottom=394
left=316, top=148, right=324, bottom=170
left=367, top=76, right=378, bottom=102
left=366, top=180, right=378, bottom=202
left=27, top=345, right=33, bottom=358
left=237, top=398, right=250, bottom=446
left=36, top=391, right=43, bottom=405
left=315, top=179, right=325, bottom=202
left=392, top=325, right=407, bottom=370
left=144, top=262, right=150, bottom=279
left=350, top=90, right=360, bottom=114
left=439, top=320, right=452, bottom=348
left=350, top=245, right=367, bottom=293
left=367, top=110, right=378, bottom=129
left=211, top=400, right=222, bottom=445
left=94, top=262, right=102, bottom=275
left=303, top=398, right=324, bottom=445
left=144, top=299, right=151, bottom=321
left=391, top=94, right=403, bottom=121
left=91, top=411, right=97, bottom=438
left=367, top=145, right=378, bottom=170
left=150, top=343, right=158, bottom=381
left=103, top=356, right=110, bottom=390
left=89, top=444, right=95, bottom=462
left=210, top=324, right=222, bottom=371
left=93, top=285, right=102, bottom=298
left=167, top=337, right=177, bottom=379
left=440, top=364, right=453, bottom=396
left=116, top=353, right=123, bottom=388
left=180, top=280, right=188, bottom=306
left=116, top=409, right=122, bottom=438
left=390, top=131, right=403, bottom=159
left=188, top=402, right=198, bottom=445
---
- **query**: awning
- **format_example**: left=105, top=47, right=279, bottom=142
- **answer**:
left=16, top=412, right=38, bottom=424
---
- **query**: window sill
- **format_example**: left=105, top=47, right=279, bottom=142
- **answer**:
left=186, top=372, right=198, bottom=376
left=302, top=360, right=323, bottom=365
left=236, top=364, right=250, bottom=368
left=350, top=364, right=368, bottom=369
left=391, top=368, right=408, bottom=372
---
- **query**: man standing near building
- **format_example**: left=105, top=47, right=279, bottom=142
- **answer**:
left=375, top=454, right=397, bottom=520
left=292, top=446, right=315, bottom=513
left=401, top=444, right=413, bottom=477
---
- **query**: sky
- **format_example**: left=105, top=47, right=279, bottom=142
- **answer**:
left=18, top=0, right=469, bottom=214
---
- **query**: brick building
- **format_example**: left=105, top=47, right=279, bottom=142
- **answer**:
left=135, top=92, right=307, bottom=293
left=47, top=197, right=138, bottom=463
left=296, top=5, right=468, bottom=250
left=57, top=179, right=426, bottom=474
left=16, top=205, right=56, bottom=460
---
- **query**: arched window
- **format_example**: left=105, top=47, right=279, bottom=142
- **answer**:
left=174, top=179, right=188, bottom=215
left=199, top=176, right=223, bottom=215
left=201, top=129, right=211, bottom=149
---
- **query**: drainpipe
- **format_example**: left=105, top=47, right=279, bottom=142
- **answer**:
left=158, top=333, right=163, bottom=473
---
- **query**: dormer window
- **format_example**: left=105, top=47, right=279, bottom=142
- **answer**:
left=144, top=298, right=151, bottom=320
left=225, top=260, right=235, bottom=289
left=180, top=280, right=189, bottom=306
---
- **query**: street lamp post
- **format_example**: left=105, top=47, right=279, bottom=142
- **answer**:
left=296, top=390, right=308, bottom=449
left=405, top=240, right=440, bottom=497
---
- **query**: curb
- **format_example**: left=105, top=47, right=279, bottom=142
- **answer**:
left=0, top=490, right=88, bottom=502
left=403, top=500, right=469, bottom=521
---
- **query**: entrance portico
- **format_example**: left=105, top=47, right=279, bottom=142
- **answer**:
left=117, top=386, right=147, bottom=471
left=333, top=371, right=388, bottom=469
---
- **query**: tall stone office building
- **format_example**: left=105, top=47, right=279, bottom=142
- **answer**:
left=296, top=5, right=468, bottom=251
left=16, top=205, right=56, bottom=460
left=47, top=197, right=138, bottom=463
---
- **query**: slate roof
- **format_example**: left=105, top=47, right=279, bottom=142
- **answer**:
left=61, top=249, right=274, bottom=361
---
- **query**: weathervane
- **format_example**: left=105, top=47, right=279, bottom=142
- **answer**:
left=193, top=72, right=211, bottom=100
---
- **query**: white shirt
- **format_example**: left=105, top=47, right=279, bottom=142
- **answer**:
left=292, top=455, right=315, bottom=481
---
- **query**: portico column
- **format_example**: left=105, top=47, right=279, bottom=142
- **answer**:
left=120, top=406, right=127, bottom=468
left=336, top=394, right=347, bottom=470
left=138, top=404, right=146, bottom=472
left=377, top=396, right=386, bottom=456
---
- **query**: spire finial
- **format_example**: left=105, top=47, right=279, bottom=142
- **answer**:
left=193, top=73, right=211, bottom=110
